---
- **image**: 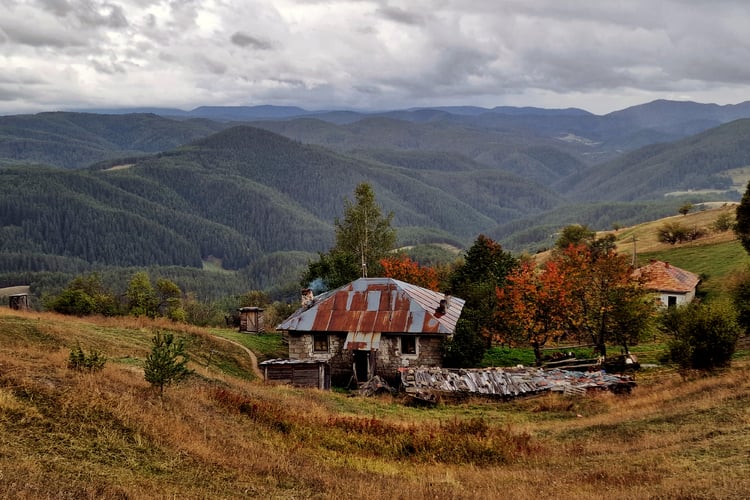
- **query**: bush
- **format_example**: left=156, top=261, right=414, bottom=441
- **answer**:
left=729, top=267, right=750, bottom=335
left=658, top=302, right=741, bottom=371
left=67, top=343, right=106, bottom=372
left=656, top=222, right=705, bottom=244
left=442, top=319, right=487, bottom=368
left=713, top=212, right=734, bottom=232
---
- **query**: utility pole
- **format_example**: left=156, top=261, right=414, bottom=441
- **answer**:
left=631, top=235, right=637, bottom=268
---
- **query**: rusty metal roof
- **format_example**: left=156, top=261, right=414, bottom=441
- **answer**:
left=344, top=332, right=381, bottom=350
left=633, top=260, right=700, bottom=293
left=277, top=277, right=465, bottom=335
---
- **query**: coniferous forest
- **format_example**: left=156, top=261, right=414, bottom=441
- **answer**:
left=3, top=102, right=750, bottom=305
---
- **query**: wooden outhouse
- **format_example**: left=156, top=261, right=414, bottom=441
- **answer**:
left=238, top=306, right=264, bottom=333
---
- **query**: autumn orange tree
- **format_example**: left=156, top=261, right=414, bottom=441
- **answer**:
left=380, top=254, right=440, bottom=291
left=496, top=244, right=655, bottom=363
left=495, top=259, right=573, bottom=365
left=555, top=244, right=655, bottom=357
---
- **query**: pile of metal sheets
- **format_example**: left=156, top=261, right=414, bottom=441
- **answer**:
left=401, top=366, right=635, bottom=402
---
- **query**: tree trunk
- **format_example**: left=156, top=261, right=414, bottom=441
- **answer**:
left=532, top=342, right=543, bottom=367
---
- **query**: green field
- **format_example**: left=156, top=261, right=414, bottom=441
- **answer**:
left=639, top=239, right=750, bottom=301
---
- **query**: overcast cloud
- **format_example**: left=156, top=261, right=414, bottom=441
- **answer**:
left=1, top=0, right=749, bottom=115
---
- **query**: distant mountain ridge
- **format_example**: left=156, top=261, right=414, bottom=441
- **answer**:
left=3, top=99, right=750, bottom=297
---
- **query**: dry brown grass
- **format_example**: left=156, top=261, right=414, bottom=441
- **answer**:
left=534, top=203, right=739, bottom=265
left=608, top=203, right=739, bottom=256
left=1, top=309, right=749, bottom=499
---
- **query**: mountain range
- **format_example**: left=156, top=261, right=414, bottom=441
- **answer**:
left=2, top=99, right=750, bottom=300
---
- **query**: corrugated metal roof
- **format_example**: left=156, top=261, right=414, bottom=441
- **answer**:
left=344, top=332, right=381, bottom=350
left=277, top=277, right=465, bottom=335
left=633, top=260, right=700, bottom=293
left=0, top=286, right=30, bottom=298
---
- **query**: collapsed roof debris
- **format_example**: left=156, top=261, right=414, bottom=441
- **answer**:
left=400, top=366, right=636, bottom=402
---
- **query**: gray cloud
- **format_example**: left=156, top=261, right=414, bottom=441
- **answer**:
left=375, top=6, right=424, bottom=26
left=0, top=22, right=89, bottom=47
left=90, top=57, right=127, bottom=74
left=194, top=55, right=228, bottom=75
left=230, top=32, right=273, bottom=50
left=2, top=0, right=750, bottom=115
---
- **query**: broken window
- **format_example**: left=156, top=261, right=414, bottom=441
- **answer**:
left=400, top=336, right=417, bottom=355
left=313, top=334, right=329, bottom=353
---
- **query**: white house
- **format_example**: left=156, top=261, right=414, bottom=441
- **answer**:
left=633, top=260, right=700, bottom=308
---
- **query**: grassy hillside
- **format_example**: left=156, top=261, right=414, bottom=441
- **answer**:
left=1, top=307, right=749, bottom=498
left=527, top=203, right=749, bottom=303
left=607, top=203, right=749, bottom=300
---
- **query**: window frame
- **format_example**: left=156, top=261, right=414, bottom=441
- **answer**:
left=400, top=335, right=417, bottom=356
left=312, top=333, right=329, bottom=353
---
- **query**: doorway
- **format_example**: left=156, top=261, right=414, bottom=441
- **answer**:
left=353, top=350, right=373, bottom=382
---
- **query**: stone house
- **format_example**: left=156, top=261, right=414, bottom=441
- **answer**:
left=276, top=277, right=465, bottom=386
left=633, top=260, right=701, bottom=308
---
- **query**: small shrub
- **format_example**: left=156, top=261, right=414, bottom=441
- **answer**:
left=658, top=302, right=741, bottom=371
left=678, top=203, right=693, bottom=216
left=67, top=343, right=106, bottom=372
left=712, top=212, right=734, bottom=232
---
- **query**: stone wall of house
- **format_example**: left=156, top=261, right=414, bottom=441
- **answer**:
left=288, top=332, right=352, bottom=379
left=288, top=332, right=445, bottom=386
left=375, top=335, right=443, bottom=381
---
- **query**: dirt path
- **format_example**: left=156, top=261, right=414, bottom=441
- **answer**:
left=211, top=335, right=263, bottom=380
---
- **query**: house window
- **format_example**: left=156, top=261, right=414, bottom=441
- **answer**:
left=667, top=296, right=677, bottom=308
left=313, top=334, right=329, bottom=353
left=400, top=336, right=417, bottom=355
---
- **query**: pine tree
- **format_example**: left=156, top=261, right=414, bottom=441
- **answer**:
left=144, top=331, right=190, bottom=397
left=735, top=181, right=750, bottom=254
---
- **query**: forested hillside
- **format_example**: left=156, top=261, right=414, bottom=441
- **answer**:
left=0, top=124, right=564, bottom=299
left=0, top=112, right=228, bottom=169
left=3, top=101, right=750, bottom=301
left=560, top=119, right=750, bottom=201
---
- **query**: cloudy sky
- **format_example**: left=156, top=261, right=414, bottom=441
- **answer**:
left=1, top=0, right=749, bottom=115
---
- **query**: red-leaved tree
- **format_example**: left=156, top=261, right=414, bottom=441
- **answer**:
left=380, top=254, right=440, bottom=291
left=495, top=259, right=573, bottom=365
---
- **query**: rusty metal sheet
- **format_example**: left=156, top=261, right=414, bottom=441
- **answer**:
left=344, top=332, right=381, bottom=351
left=277, top=277, right=466, bottom=335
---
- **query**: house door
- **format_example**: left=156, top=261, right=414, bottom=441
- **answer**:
left=353, top=350, right=372, bottom=382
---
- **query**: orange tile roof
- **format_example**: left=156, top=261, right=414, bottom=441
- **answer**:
left=633, top=260, right=700, bottom=293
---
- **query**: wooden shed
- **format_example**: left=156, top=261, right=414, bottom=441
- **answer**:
left=9, top=294, right=29, bottom=311
left=259, top=359, right=330, bottom=390
left=1, top=286, right=30, bottom=311
left=238, top=306, right=264, bottom=333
